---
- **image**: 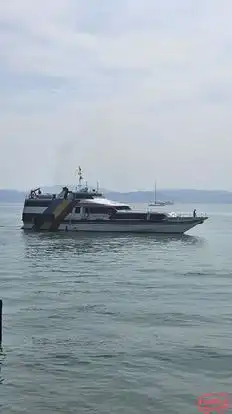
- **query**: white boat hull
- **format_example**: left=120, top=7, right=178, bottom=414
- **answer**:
left=22, top=219, right=205, bottom=234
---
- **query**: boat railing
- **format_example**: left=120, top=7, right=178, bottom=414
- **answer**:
left=168, top=212, right=207, bottom=218
left=27, top=192, right=55, bottom=200
left=26, top=187, right=103, bottom=200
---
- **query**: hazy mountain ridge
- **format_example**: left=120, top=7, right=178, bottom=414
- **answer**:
left=0, top=189, right=27, bottom=202
left=1, top=187, right=232, bottom=203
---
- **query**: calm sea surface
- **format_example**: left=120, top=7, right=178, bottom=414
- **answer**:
left=0, top=202, right=232, bottom=413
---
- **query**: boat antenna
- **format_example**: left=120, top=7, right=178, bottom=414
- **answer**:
left=77, top=166, right=83, bottom=189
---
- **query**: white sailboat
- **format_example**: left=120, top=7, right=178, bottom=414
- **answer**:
left=148, top=181, right=174, bottom=207
left=148, top=182, right=166, bottom=206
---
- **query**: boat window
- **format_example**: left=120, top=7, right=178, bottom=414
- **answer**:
left=74, top=193, right=94, bottom=199
left=88, top=207, right=109, bottom=214
left=22, top=213, right=53, bottom=222
left=114, top=212, right=146, bottom=220
left=149, top=213, right=166, bottom=222
left=25, top=199, right=52, bottom=207
left=116, top=205, right=131, bottom=210
left=75, top=207, right=80, bottom=214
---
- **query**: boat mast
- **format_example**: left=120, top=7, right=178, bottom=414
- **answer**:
left=154, top=181, right=157, bottom=204
left=78, top=166, right=83, bottom=189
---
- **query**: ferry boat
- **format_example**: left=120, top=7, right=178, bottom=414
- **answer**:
left=21, top=167, right=208, bottom=234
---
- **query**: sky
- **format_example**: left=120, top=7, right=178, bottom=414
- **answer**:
left=1, top=0, right=232, bottom=191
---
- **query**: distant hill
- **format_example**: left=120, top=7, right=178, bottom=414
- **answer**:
left=106, top=189, right=232, bottom=204
left=1, top=188, right=232, bottom=203
left=0, top=189, right=26, bottom=202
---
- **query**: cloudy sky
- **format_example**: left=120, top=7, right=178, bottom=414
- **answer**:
left=1, top=0, right=232, bottom=191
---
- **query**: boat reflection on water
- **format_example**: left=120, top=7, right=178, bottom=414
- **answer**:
left=22, top=230, right=206, bottom=261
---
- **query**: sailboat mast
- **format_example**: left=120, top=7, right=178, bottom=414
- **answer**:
left=155, top=181, right=157, bottom=204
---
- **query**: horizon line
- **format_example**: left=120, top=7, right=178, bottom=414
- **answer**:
left=1, top=187, right=232, bottom=194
